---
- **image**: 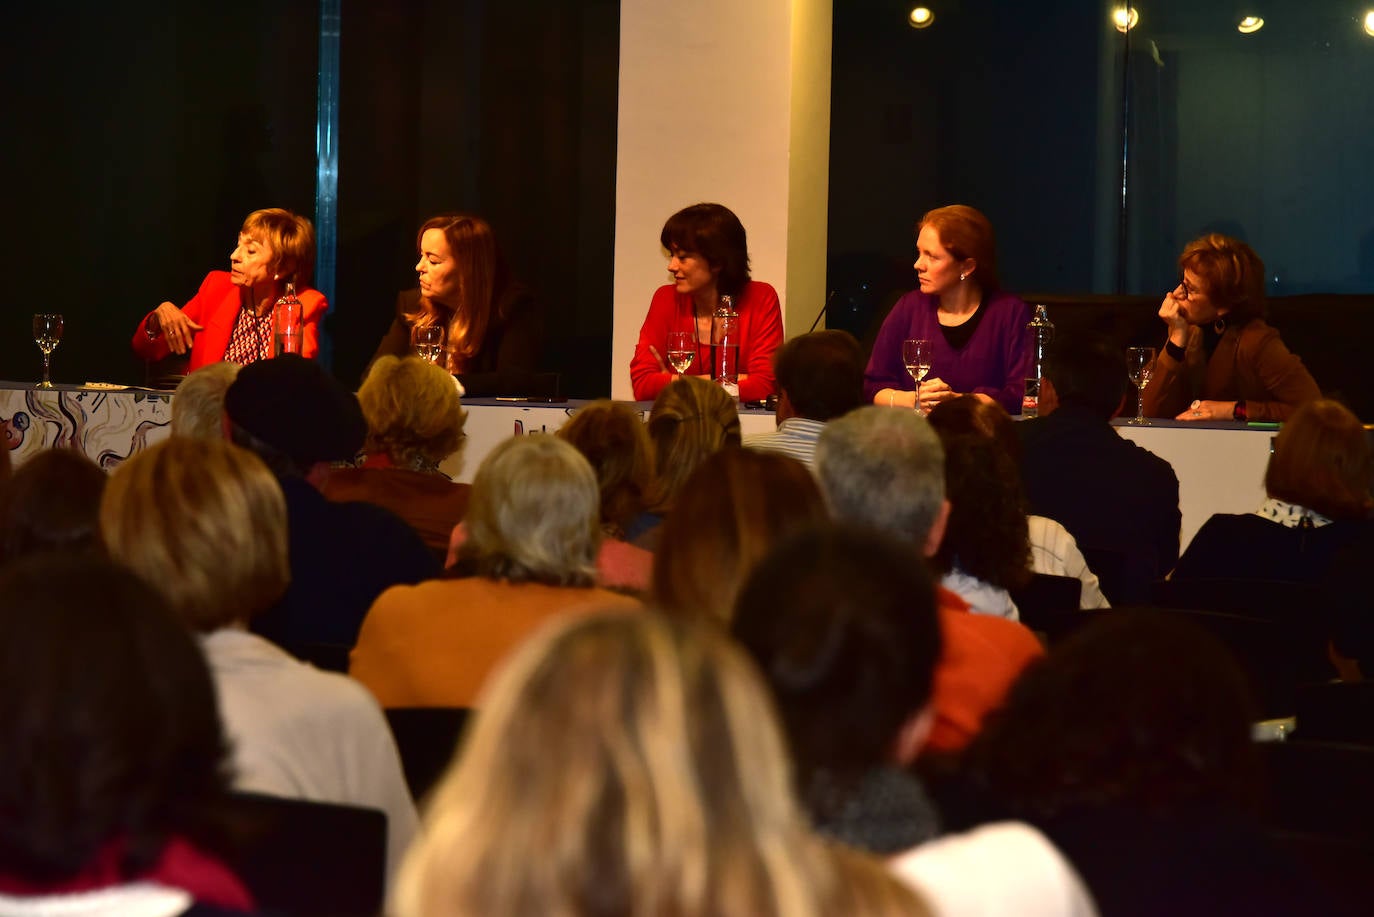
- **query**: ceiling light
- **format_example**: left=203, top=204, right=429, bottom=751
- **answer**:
left=1237, top=16, right=1264, bottom=34
left=909, top=7, right=935, bottom=29
left=1113, top=7, right=1139, bottom=33
left=1364, top=11, right=1374, bottom=37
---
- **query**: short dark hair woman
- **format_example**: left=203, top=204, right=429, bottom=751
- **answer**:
left=1141, top=233, right=1321, bottom=422
left=630, top=202, right=784, bottom=402
left=369, top=213, right=543, bottom=396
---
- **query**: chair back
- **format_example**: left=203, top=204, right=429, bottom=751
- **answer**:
left=1010, top=572, right=1083, bottom=633
left=385, top=706, right=472, bottom=802
left=223, top=791, right=386, bottom=917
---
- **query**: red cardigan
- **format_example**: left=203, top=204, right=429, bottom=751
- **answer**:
left=629, top=279, right=784, bottom=402
left=131, top=271, right=328, bottom=370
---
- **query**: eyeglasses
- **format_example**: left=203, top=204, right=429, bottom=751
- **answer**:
left=1176, top=276, right=1199, bottom=300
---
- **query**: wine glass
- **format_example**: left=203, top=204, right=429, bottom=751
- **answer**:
left=33, top=314, right=64, bottom=389
left=666, top=330, right=695, bottom=374
left=412, top=324, right=446, bottom=365
left=1126, top=346, right=1156, bottom=425
left=901, top=339, right=933, bottom=415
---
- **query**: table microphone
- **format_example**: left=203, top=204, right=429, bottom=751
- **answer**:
left=807, top=290, right=837, bottom=333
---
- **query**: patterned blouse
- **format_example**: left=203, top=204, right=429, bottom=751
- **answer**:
left=223, top=307, right=274, bottom=365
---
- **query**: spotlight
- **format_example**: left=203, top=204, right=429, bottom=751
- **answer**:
left=1365, top=11, right=1374, bottom=37
left=1237, top=16, right=1264, bottom=34
left=908, top=6, right=935, bottom=29
left=1113, top=7, right=1139, bottom=33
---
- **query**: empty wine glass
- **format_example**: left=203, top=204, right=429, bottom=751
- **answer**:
left=666, top=330, right=695, bottom=374
left=33, top=314, right=64, bottom=389
left=902, top=339, right=933, bottom=415
left=412, top=324, right=446, bottom=365
left=1126, top=346, right=1156, bottom=425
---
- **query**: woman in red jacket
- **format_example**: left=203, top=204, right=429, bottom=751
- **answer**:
left=132, top=208, right=326, bottom=370
left=630, top=203, right=783, bottom=402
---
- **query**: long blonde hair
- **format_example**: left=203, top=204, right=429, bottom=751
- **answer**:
left=393, top=612, right=927, bottom=917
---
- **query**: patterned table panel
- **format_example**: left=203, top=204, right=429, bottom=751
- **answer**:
left=1, top=385, right=172, bottom=471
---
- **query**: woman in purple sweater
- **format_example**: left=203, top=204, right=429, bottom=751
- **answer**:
left=865, top=205, right=1031, bottom=415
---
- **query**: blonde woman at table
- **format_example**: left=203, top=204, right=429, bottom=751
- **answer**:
left=629, top=203, right=784, bottom=402
left=1141, top=234, right=1320, bottom=422
left=132, top=208, right=326, bottom=370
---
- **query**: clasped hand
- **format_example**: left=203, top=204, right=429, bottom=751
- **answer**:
left=151, top=301, right=204, bottom=355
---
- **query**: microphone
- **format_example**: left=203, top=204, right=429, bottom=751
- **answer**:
left=807, top=290, right=837, bottom=334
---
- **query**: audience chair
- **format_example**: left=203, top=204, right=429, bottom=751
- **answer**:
left=384, top=706, right=472, bottom=802
left=1009, top=572, right=1085, bottom=636
left=1294, top=681, right=1374, bottom=745
left=223, top=791, right=387, bottom=917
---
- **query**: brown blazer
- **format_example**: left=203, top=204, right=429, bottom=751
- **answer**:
left=1141, top=319, right=1320, bottom=422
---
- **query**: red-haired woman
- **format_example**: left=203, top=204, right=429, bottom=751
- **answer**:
left=370, top=214, right=542, bottom=396
left=865, top=205, right=1032, bottom=415
left=1141, top=234, right=1320, bottom=422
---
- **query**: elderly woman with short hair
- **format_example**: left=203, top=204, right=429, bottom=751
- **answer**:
left=100, top=437, right=417, bottom=882
left=323, top=355, right=469, bottom=559
left=351, top=435, right=640, bottom=710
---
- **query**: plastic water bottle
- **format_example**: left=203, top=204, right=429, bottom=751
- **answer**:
left=273, top=283, right=303, bottom=356
left=714, top=295, right=740, bottom=398
left=1023, top=304, right=1054, bottom=417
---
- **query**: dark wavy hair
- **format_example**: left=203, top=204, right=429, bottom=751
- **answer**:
left=926, top=395, right=1020, bottom=462
left=963, top=611, right=1262, bottom=819
left=0, top=447, right=107, bottom=564
left=0, top=554, right=233, bottom=882
left=932, top=432, right=1031, bottom=591
left=660, top=203, right=751, bottom=299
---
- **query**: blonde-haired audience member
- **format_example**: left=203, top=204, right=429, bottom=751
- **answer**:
left=324, top=355, right=470, bottom=560
left=171, top=361, right=241, bottom=440
left=100, top=437, right=417, bottom=883
left=627, top=375, right=741, bottom=549
left=352, top=435, right=639, bottom=709
left=393, top=612, right=929, bottom=917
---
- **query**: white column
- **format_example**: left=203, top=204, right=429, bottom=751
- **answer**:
left=611, top=0, right=833, bottom=399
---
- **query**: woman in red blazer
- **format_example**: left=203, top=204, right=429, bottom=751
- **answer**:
left=131, top=208, right=327, bottom=371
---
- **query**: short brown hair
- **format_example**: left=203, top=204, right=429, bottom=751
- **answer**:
left=653, top=449, right=830, bottom=623
left=1179, top=234, right=1266, bottom=323
left=242, top=208, right=315, bottom=288
left=774, top=330, right=865, bottom=422
left=918, top=205, right=999, bottom=292
left=359, top=356, right=467, bottom=468
left=101, top=438, right=289, bottom=631
left=1264, top=399, right=1373, bottom=520
left=557, top=400, right=657, bottom=535
left=660, top=203, right=751, bottom=299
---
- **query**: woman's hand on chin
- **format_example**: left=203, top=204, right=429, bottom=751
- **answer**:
left=1158, top=293, right=1190, bottom=346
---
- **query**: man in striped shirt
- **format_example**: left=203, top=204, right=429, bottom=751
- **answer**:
left=743, top=329, right=865, bottom=470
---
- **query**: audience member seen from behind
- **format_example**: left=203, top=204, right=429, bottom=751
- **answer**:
left=816, top=407, right=1043, bottom=754
left=224, top=354, right=437, bottom=650
left=930, top=433, right=1032, bottom=620
left=369, top=214, right=543, bottom=396
left=351, top=435, right=640, bottom=710
left=323, top=355, right=470, bottom=562
left=629, top=374, right=742, bottom=549
left=654, top=449, right=830, bottom=624
left=962, top=612, right=1327, bottom=916
left=132, top=208, right=325, bottom=370
left=99, top=437, right=418, bottom=883
left=0, top=447, right=106, bottom=566
left=734, top=525, right=944, bottom=854
left=171, top=362, right=241, bottom=440
left=928, top=396, right=1108, bottom=609
left=865, top=205, right=1032, bottom=414
left=393, top=612, right=930, bottom=917
left=552, top=399, right=657, bottom=590
left=1141, top=233, right=1320, bottom=422
left=0, top=554, right=253, bottom=914
left=744, top=329, right=866, bottom=469
left=630, top=202, right=784, bottom=402
left=1017, top=333, right=1181, bottom=604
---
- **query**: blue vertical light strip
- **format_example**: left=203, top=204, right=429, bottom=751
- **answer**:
left=315, top=0, right=341, bottom=365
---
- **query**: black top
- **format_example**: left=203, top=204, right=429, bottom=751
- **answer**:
left=367, top=284, right=545, bottom=396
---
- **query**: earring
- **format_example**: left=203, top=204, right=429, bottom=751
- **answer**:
left=273, top=273, right=280, bottom=281
left=1213, top=317, right=1227, bottom=334
left=959, top=272, right=967, bottom=281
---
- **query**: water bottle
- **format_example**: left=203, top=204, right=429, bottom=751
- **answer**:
left=273, top=283, right=304, bottom=356
left=1023, top=304, right=1054, bottom=417
left=714, top=295, right=740, bottom=398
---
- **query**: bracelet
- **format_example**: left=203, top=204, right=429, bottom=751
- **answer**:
left=889, top=391, right=895, bottom=407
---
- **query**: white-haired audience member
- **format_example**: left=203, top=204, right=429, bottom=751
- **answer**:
left=351, top=435, right=639, bottom=709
